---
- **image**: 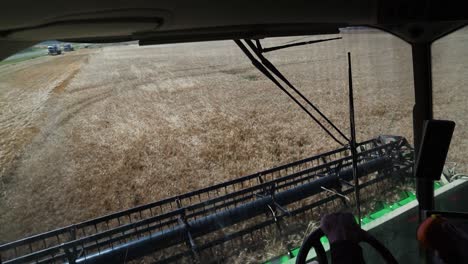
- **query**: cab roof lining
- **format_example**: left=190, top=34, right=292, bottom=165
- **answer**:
left=0, top=0, right=467, bottom=59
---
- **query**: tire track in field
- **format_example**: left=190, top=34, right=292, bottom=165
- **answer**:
left=0, top=52, right=90, bottom=198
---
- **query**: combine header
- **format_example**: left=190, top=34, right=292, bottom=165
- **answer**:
left=0, top=135, right=413, bottom=264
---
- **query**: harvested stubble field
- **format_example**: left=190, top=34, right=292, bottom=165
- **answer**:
left=0, top=27, right=467, bottom=256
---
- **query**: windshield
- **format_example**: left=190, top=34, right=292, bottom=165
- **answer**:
left=0, top=27, right=466, bottom=264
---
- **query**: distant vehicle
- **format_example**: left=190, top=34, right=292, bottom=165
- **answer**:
left=47, top=45, right=61, bottom=55
left=63, top=43, right=74, bottom=52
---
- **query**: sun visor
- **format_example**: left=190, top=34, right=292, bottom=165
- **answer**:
left=3, top=9, right=167, bottom=42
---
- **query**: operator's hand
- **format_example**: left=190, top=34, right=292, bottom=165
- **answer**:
left=321, top=212, right=367, bottom=264
left=320, top=212, right=364, bottom=244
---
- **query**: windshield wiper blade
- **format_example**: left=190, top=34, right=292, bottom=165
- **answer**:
left=244, top=39, right=350, bottom=144
left=235, top=39, right=348, bottom=146
left=260, top=37, right=342, bottom=53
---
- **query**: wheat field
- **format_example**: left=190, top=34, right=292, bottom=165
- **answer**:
left=0, top=27, right=467, bottom=252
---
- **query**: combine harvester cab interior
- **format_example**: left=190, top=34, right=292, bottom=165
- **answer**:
left=0, top=1, right=467, bottom=264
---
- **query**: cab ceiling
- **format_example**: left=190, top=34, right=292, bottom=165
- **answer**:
left=0, top=0, right=467, bottom=59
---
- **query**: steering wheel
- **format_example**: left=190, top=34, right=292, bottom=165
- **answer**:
left=295, top=228, right=398, bottom=264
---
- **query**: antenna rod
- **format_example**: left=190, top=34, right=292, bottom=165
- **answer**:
left=348, top=52, right=361, bottom=225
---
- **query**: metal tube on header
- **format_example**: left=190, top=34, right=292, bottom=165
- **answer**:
left=347, top=52, right=361, bottom=225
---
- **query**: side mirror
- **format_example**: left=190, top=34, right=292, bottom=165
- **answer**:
left=415, top=120, right=455, bottom=181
